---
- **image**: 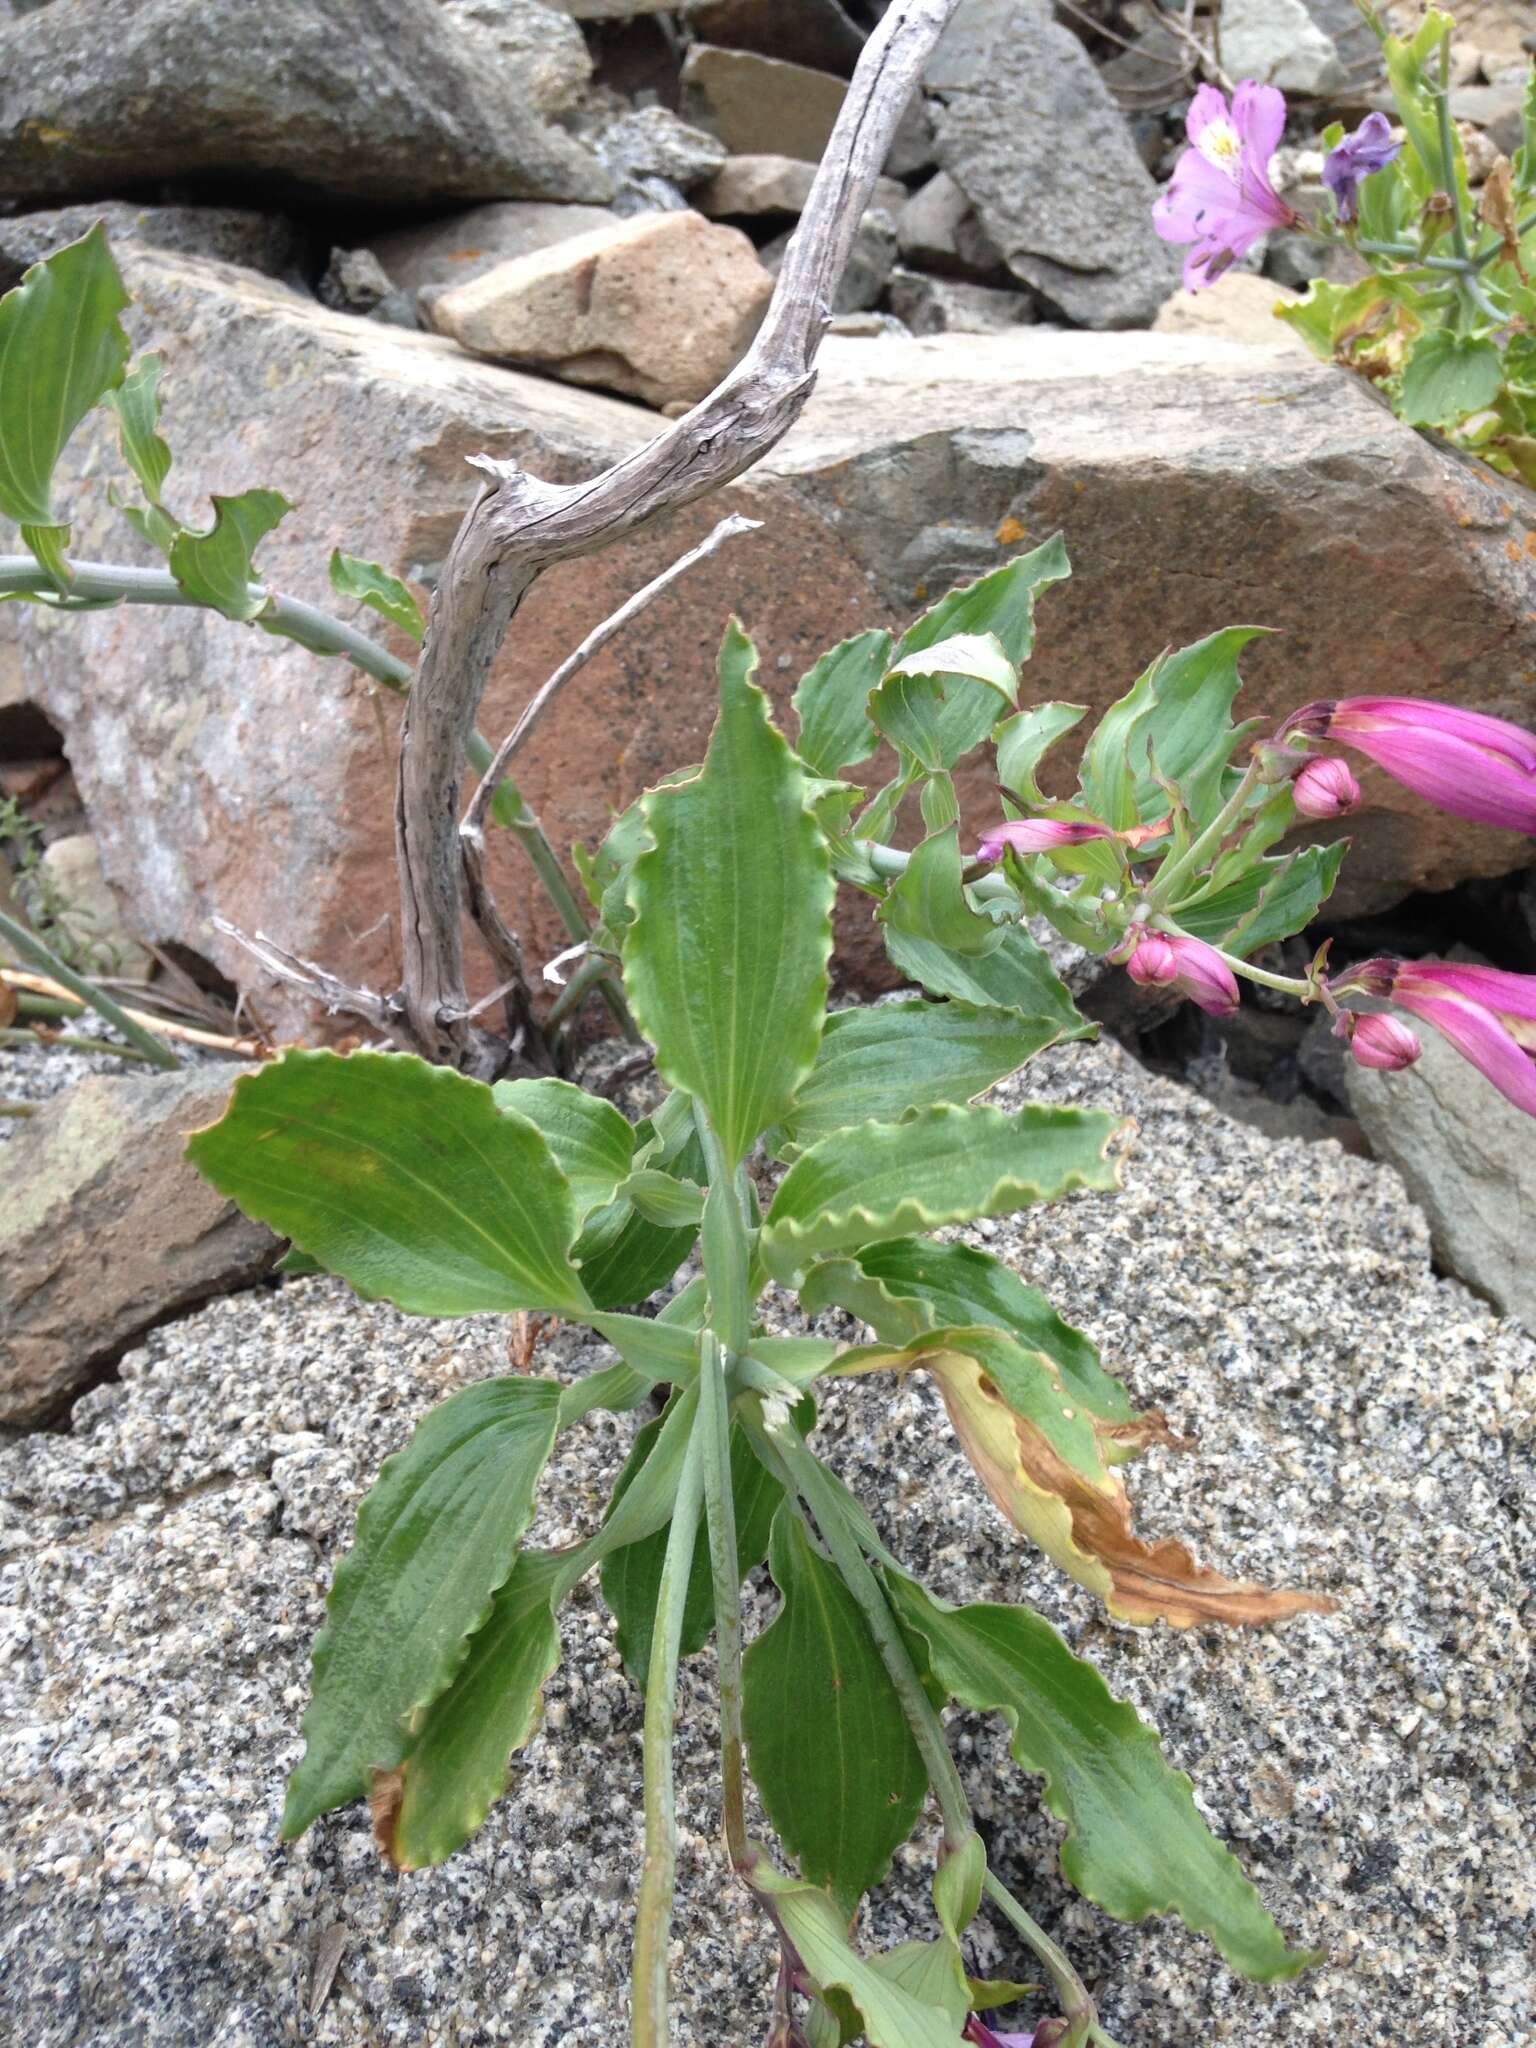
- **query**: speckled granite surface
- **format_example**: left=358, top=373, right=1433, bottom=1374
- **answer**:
left=0, top=1035, right=1530, bottom=2046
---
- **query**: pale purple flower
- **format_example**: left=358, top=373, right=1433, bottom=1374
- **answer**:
left=1292, top=755, right=1361, bottom=819
left=1323, top=112, right=1401, bottom=224
left=1124, top=929, right=1240, bottom=1017
left=1281, top=697, right=1536, bottom=834
left=1153, top=82, right=1299, bottom=290
left=1341, top=1010, right=1422, bottom=1071
left=964, top=2018, right=1063, bottom=2048
left=1340, top=958, right=1536, bottom=1116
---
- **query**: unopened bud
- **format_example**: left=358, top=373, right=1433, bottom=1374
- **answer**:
left=1124, top=932, right=1179, bottom=988
left=1292, top=756, right=1362, bottom=819
left=1344, top=1011, right=1422, bottom=1071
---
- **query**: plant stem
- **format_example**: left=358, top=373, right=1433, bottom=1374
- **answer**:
left=982, top=1871, right=1120, bottom=2048
left=0, top=910, right=180, bottom=1068
left=1435, top=37, right=1471, bottom=266
left=699, top=1330, right=751, bottom=1871
left=0, top=1025, right=157, bottom=1064
left=631, top=1421, right=706, bottom=2048
left=1143, top=760, right=1261, bottom=911
left=759, top=1412, right=973, bottom=1853
left=697, top=1116, right=753, bottom=1354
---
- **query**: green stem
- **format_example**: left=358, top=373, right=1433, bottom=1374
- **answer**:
left=0, top=910, right=180, bottom=1069
left=1144, top=761, right=1261, bottom=912
left=1435, top=39, right=1470, bottom=267
left=1477, top=209, right=1536, bottom=269
left=15, top=991, right=89, bottom=1020
left=758, top=1412, right=973, bottom=1852
left=697, top=1115, right=753, bottom=1354
left=1356, top=239, right=1473, bottom=274
left=543, top=949, right=617, bottom=1030
left=631, top=1420, right=706, bottom=2048
left=982, top=1871, right=1117, bottom=2048
left=0, top=1024, right=157, bottom=1064
left=699, top=1329, right=750, bottom=1871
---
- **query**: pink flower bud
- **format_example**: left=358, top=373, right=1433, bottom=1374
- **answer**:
left=975, top=818, right=1119, bottom=862
left=1280, top=697, right=1536, bottom=835
left=1345, top=1011, right=1422, bottom=1071
left=1292, top=756, right=1361, bottom=820
left=1124, top=930, right=1240, bottom=1017
left=1335, top=956, right=1536, bottom=1116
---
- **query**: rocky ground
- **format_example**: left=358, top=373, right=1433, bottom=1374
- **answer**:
left=0, top=1035, right=1531, bottom=2046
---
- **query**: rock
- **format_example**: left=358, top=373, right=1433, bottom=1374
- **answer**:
left=698, top=153, right=905, bottom=222
left=896, top=168, right=1003, bottom=276
left=0, top=1035, right=1529, bottom=2042
left=597, top=105, right=728, bottom=190
left=435, top=0, right=593, bottom=113
left=0, top=1065, right=276, bottom=1424
left=1098, top=20, right=1188, bottom=96
left=1447, top=83, right=1528, bottom=160
left=761, top=207, right=896, bottom=313
left=680, top=42, right=848, bottom=163
left=0, top=0, right=612, bottom=207
left=364, top=200, right=620, bottom=318
left=316, top=248, right=393, bottom=317
left=7, top=251, right=1536, bottom=1035
left=887, top=267, right=1036, bottom=334
left=1220, top=0, right=1347, bottom=95
left=925, top=6, right=1179, bottom=326
left=430, top=210, right=773, bottom=408
left=27, top=833, right=154, bottom=980
left=0, top=202, right=298, bottom=293
left=1152, top=271, right=1312, bottom=349
left=681, top=0, right=865, bottom=77
left=1346, top=1027, right=1536, bottom=1328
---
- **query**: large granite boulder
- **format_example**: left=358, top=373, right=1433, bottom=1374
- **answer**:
left=3, top=250, right=1534, bottom=1034
left=0, top=1036, right=1528, bottom=2042
left=0, top=0, right=612, bottom=206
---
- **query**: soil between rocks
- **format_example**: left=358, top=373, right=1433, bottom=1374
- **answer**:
left=0, top=1035, right=1530, bottom=2045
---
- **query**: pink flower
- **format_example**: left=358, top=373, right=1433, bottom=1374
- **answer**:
left=1153, top=82, right=1299, bottom=290
left=976, top=819, right=1121, bottom=861
left=1281, top=698, right=1536, bottom=834
left=1341, top=958, right=1536, bottom=1115
left=964, top=2019, right=1062, bottom=2048
left=1124, top=929, right=1240, bottom=1017
left=1341, top=1010, right=1422, bottom=1071
left=1292, top=756, right=1361, bottom=820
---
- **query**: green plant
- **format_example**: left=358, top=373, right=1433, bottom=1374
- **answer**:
left=183, top=549, right=1399, bottom=2046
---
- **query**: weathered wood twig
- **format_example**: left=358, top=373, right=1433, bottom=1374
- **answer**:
left=207, top=921, right=404, bottom=1043
left=395, top=0, right=962, bottom=1074
left=1, top=966, right=267, bottom=1058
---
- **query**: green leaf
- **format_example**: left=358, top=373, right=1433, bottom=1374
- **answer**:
left=887, top=1576, right=1321, bottom=1981
left=168, top=486, right=291, bottom=620
left=602, top=1405, right=781, bottom=1686
left=766, top=999, right=1067, bottom=1157
left=584, top=1310, right=700, bottom=1388
left=869, top=632, right=1018, bottom=773
left=281, top=1376, right=563, bottom=1836
left=744, top=1506, right=926, bottom=1914
left=879, top=823, right=1004, bottom=958
left=897, top=533, right=1069, bottom=667
left=1172, top=841, right=1346, bottom=954
left=616, top=1168, right=706, bottom=1227
left=186, top=1049, right=589, bottom=1317
left=802, top=1236, right=1137, bottom=1432
left=329, top=549, right=426, bottom=643
left=623, top=620, right=834, bottom=1166
left=759, top=1102, right=1123, bottom=1283
left=884, top=921, right=1087, bottom=1035
left=750, top=1861, right=966, bottom=2047
left=1077, top=655, right=1160, bottom=832
left=0, top=223, right=131, bottom=586
left=995, top=702, right=1087, bottom=804
left=389, top=1549, right=563, bottom=1868
left=104, top=354, right=173, bottom=512
left=1131, top=628, right=1266, bottom=828
left=1399, top=331, right=1503, bottom=428
left=491, top=1076, right=635, bottom=1219
left=570, top=1118, right=707, bottom=1311
left=793, top=627, right=892, bottom=776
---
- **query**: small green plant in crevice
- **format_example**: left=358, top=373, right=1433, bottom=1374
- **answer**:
left=185, top=534, right=1536, bottom=2044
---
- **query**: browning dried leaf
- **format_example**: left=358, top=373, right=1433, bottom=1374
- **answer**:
left=369, top=1765, right=407, bottom=1869
left=1479, top=159, right=1528, bottom=280
left=0, top=977, right=17, bottom=1028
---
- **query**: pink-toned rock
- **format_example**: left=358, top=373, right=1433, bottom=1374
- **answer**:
left=429, top=210, right=773, bottom=410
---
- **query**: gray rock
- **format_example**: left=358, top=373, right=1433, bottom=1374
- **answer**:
left=698, top=152, right=906, bottom=222
left=316, top=248, right=393, bottom=317
left=887, top=267, right=1036, bottom=334
left=764, top=206, right=896, bottom=313
left=0, top=201, right=299, bottom=292
left=926, top=5, right=1179, bottom=326
left=0, top=1065, right=277, bottom=1424
left=364, top=199, right=620, bottom=316
left=0, top=0, right=612, bottom=207
left=597, top=106, right=728, bottom=190
left=1220, top=0, right=1347, bottom=96
left=680, top=42, right=848, bottom=163
left=1346, top=1026, right=1536, bottom=1328
left=434, top=0, right=592, bottom=113
left=0, top=1034, right=1529, bottom=2043
left=1447, top=82, right=1528, bottom=159
left=26, top=832, right=154, bottom=980
left=681, top=0, right=865, bottom=77
left=896, top=167, right=1002, bottom=276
